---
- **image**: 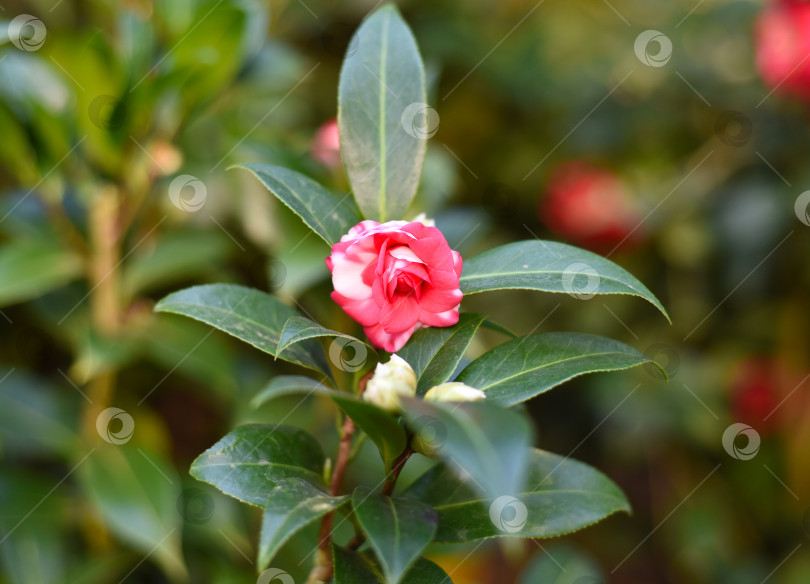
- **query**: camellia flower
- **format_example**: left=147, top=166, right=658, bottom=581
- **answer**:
left=363, top=354, right=417, bottom=413
left=424, top=382, right=486, bottom=403
left=326, top=220, right=463, bottom=352
left=755, top=0, right=810, bottom=101
left=310, top=118, right=341, bottom=169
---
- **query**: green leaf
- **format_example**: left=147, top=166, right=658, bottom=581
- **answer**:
left=258, top=478, right=349, bottom=571
left=237, top=164, right=361, bottom=246
left=333, top=547, right=450, bottom=584
left=80, top=446, right=186, bottom=581
left=403, top=448, right=631, bottom=543
left=277, top=315, right=374, bottom=360
left=402, top=400, right=533, bottom=499
left=338, top=4, right=427, bottom=221
left=0, top=238, right=82, bottom=306
left=190, top=424, right=325, bottom=507
left=251, top=375, right=333, bottom=409
left=457, top=332, right=662, bottom=407
left=154, top=284, right=330, bottom=375
left=351, top=486, right=438, bottom=584
left=518, top=543, right=605, bottom=584
left=459, top=240, right=669, bottom=321
left=398, top=313, right=486, bottom=395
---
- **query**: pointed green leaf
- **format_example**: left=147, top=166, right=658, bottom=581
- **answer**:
left=403, top=449, right=631, bottom=543
left=237, top=164, right=361, bottom=246
left=251, top=375, right=333, bottom=409
left=277, top=315, right=374, bottom=359
left=402, top=399, right=533, bottom=499
left=459, top=240, right=669, bottom=321
left=154, top=284, right=330, bottom=375
left=398, top=313, right=486, bottom=395
left=190, top=424, right=325, bottom=507
left=338, top=4, right=427, bottom=221
left=258, top=478, right=349, bottom=571
left=351, top=486, right=438, bottom=584
left=457, top=332, right=663, bottom=407
left=333, top=547, right=451, bottom=584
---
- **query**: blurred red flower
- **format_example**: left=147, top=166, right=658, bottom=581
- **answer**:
left=755, top=0, right=810, bottom=100
left=539, top=161, right=642, bottom=252
left=311, top=117, right=341, bottom=169
left=731, top=357, right=780, bottom=431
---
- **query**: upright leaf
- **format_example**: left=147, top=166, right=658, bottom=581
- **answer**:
left=404, top=449, right=630, bottom=543
left=237, top=164, right=361, bottom=246
left=402, top=399, right=533, bottom=500
left=258, top=478, right=349, bottom=571
left=338, top=4, right=427, bottom=221
left=351, top=486, right=438, bottom=584
left=154, top=284, right=330, bottom=374
left=459, top=240, right=669, bottom=320
left=190, top=424, right=325, bottom=507
left=398, top=313, right=486, bottom=395
left=457, top=332, right=663, bottom=407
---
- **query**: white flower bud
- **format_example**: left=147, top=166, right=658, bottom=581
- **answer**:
left=423, top=382, right=486, bottom=403
left=363, top=354, right=417, bottom=413
left=411, top=212, right=436, bottom=227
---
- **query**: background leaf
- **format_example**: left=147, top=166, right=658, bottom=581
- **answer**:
left=190, top=424, right=325, bottom=507
left=333, top=547, right=451, bottom=584
left=351, top=486, right=438, bottom=584
left=459, top=240, right=669, bottom=320
left=457, top=332, right=662, bottom=406
left=0, top=238, right=82, bottom=307
left=338, top=5, right=427, bottom=221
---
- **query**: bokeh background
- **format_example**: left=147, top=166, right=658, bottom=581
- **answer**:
left=2, top=0, right=810, bottom=582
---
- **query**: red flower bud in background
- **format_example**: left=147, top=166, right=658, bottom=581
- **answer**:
left=755, top=0, right=810, bottom=101
left=539, top=161, right=642, bottom=253
left=310, top=117, right=341, bottom=169
left=730, top=357, right=779, bottom=432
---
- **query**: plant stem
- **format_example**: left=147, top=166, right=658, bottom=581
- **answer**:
left=381, top=447, right=412, bottom=497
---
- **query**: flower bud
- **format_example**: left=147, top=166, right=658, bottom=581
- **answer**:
left=424, top=382, right=486, bottom=403
left=411, top=212, right=436, bottom=227
left=363, top=354, right=417, bottom=413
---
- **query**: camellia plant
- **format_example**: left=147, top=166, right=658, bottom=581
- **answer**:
left=155, top=5, right=669, bottom=583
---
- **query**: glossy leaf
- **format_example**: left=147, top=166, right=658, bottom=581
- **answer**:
left=402, top=400, right=533, bottom=499
left=403, top=448, right=631, bottom=543
left=154, top=284, right=330, bottom=374
left=277, top=315, right=374, bottom=359
left=190, top=424, right=325, bottom=507
left=237, top=164, right=361, bottom=246
left=258, top=478, right=349, bottom=571
left=351, top=486, right=438, bottom=584
left=459, top=240, right=669, bottom=320
left=457, top=332, right=662, bottom=407
left=333, top=547, right=451, bottom=584
left=0, top=238, right=82, bottom=306
left=338, top=5, right=427, bottom=221
left=80, top=446, right=186, bottom=580
left=398, top=313, right=486, bottom=395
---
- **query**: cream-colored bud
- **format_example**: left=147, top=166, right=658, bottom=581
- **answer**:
left=424, top=382, right=486, bottom=403
left=411, top=212, right=436, bottom=227
left=363, top=354, right=417, bottom=413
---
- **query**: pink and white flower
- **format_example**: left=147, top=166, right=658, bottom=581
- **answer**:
left=326, top=220, right=463, bottom=352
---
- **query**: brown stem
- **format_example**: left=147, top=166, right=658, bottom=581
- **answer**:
left=382, top=448, right=413, bottom=497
